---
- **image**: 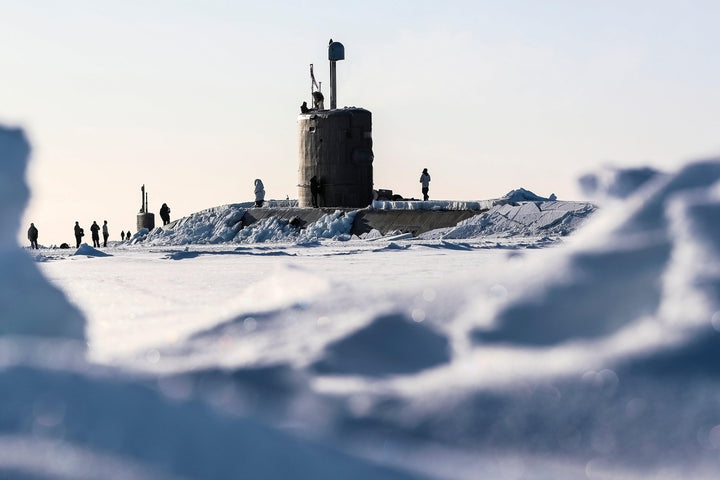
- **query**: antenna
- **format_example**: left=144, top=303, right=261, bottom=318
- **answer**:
left=328, top=40, right=345, bottom=110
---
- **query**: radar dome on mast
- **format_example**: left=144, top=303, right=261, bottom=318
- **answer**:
left=328, top=40, right=344, bottom=110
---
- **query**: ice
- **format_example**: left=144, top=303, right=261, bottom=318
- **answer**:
left=73, top=243, right=112, bottom=257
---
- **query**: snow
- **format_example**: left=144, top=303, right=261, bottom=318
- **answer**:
left=420, top=200, right=596, bottom=240
left=0, top=127, right=85, bottom=341
left=493, top=187, right=556, bottom=205
left=137, top=206, right=359, bottom=245
left=579, top=165, right=662, bottom=200
left=73, top=243, right=112, bottom=257
left=125, top=191, right=594, bottom=247
left=371, top=200, right=493, bottom=211
left=143, top=204, right=247, bottom=245
left=6, top=123, right=720, bottom=479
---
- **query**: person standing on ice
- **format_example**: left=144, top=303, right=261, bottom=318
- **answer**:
left=254, top=179, right=265, bottom=207
left=419, top=168, right=431, bottom=201
left=90, top=221, right=100, bottom=248
left=160, top=203, right=171, bottom=225
left=102, top=220, right=109, bottom=247
left=74, top=221, right=84, bottom=248
left=27, top=223, right=38, bottom=249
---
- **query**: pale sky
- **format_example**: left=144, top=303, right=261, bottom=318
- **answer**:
left=4, top=0, right=719, bottom=245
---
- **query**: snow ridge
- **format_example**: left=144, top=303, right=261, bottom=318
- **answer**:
left=421, top=200, right=596, bottom=239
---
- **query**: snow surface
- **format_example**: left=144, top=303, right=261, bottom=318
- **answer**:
left=420, top=201, right=596, bottom=240
left=493, top=187, right=557, bottom=205
left=73, top=243, right=112, bottom=257
left=136, top=207, right=360, bottom=246
left=371, top=200, right=493, bottom=211
left=579, top=165, right=662, bottom=200
left=6, top=122, right=720, bottom=479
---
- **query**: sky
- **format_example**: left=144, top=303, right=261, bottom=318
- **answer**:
left=3, top=0, right=720, bottom=245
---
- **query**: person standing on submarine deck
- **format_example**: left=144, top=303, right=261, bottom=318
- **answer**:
left=420, top=168, right=431, bottom=201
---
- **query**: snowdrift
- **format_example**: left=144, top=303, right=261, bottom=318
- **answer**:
left=139, top=206, right=359, bottom=245
left=73, top=243, right=112, bottom=257
left=579, top=165, right=662, bottom=199
left=421, top=200, right=595, bottom=240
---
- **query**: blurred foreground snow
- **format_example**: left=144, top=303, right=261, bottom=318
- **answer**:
left=5, top=124, right=720, bottom=479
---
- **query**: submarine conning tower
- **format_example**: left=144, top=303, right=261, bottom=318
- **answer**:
left=298, top=40, right=374, bottom=208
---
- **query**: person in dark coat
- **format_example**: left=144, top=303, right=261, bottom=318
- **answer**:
left=160, top=203, right=171, bottom=225
left=310, top=176, right=321, bottom=208
left=120, top=230, right=125, bottom=241
left=74, top=222, right=84, bottom=248
left=419, top=168, right=431, bottom=201
left=27, top=223, right=38, bottom=249
left=90, top=221, right=100, bottom=248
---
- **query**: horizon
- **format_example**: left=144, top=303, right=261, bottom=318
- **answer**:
left=4, top=1, right=720, bottom=246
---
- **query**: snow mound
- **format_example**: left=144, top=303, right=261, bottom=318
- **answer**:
left=0, top=126, right=85, bottom=341
left=72, top=243, right=112, bottom=257
left=493, top=187, right=555, bottom=205
left=579, top=165, right=662, bottom=199
left=312, top=313, right=451, bottom=377
left=473, top=161, right=720, bottom=347
left=235, top=210, right=358, bottom=244
left=145, top=204, right=247, bottom=245
left=141, top=208, right=358, bottom=246
left=234, top=215, right=297, bottom=243
left=421, top=200, right=596, bottom=239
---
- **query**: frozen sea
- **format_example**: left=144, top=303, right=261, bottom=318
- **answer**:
left=5, top=124, right=720, bottom=480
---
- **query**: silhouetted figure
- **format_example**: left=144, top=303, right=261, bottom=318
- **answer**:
left=120, top=231, right=125, bottom=241
left=160, top=203, right=171, bottom=225
left=420, top=168, right=431, bottom=201
left=300, top=101, right=310, bottom=114
left=27, top=223, right=38, bottom=249
left=310, top=175, right=321, bottom=208
left=312, top=91, right=324, bottom=110
left=254, top=179, right=265, bottom=207
left=90, top=221, right=100, bottom=248
left=74, top=222, right=84, bottom=248
left=102, top=220, right=109, bottom=247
